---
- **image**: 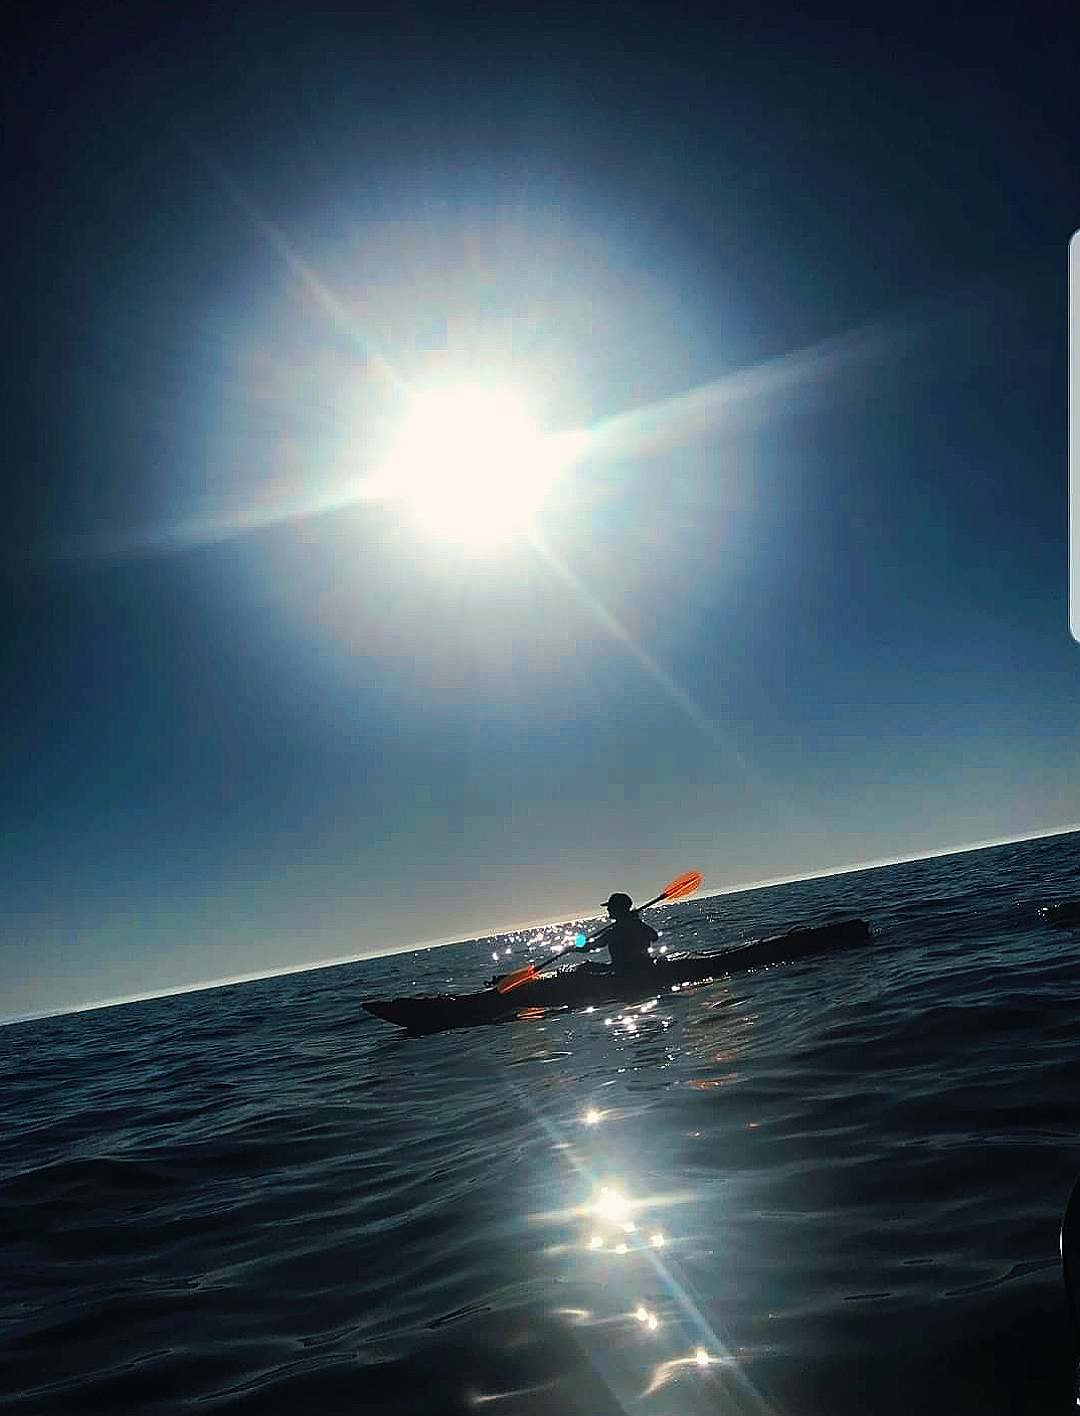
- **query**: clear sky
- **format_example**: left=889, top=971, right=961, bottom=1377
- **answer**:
left=5, top=3, right=1078, bottom=1019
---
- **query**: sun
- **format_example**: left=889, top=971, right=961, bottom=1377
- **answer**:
left=384, top=385, right=560, bottom=548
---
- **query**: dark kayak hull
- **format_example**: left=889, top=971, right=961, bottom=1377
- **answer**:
left=361, top=917, right=872, bottom=1033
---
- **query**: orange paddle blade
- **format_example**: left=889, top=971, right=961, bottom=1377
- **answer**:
left=496, top=963, right=541, bottom=994
left=661, top=870, right=702, bottom=901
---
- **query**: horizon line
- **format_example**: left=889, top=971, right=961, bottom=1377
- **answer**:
left=5, top=821, right=1078, bottom=1027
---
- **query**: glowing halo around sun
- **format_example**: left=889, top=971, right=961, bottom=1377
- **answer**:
left=382, top=385, right=565, bottom=549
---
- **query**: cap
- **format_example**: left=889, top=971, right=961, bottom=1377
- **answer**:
left=603, top=892, right=633, bottom=913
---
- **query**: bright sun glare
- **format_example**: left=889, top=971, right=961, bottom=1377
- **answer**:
left=384, top=385, right=559, bottom=548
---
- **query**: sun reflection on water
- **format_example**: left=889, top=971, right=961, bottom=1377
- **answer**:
left=484, top=960, right=768, bottom=1416
left=639, top=1348, right=725, bottom=1399
left=592, top=1185, right=632, bottom=1225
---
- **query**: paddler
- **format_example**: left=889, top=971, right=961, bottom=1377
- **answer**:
left=596, top=892, right=659, bottom=972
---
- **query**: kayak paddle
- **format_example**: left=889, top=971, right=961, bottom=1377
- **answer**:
left=495, top=869, right=702, bottom=994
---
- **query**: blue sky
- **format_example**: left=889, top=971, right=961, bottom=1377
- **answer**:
left=4, top=3, right=1078, bottom=1018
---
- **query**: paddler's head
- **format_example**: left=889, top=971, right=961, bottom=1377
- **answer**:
left=603, top=892, right=633, bottom=918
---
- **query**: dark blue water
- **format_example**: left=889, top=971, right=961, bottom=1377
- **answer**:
left=5, top=832, right=1080, bottom=1413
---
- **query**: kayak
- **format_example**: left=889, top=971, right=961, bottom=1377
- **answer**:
left=362, top=917, right=872, bottom=1033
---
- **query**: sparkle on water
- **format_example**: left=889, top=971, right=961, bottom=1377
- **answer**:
left=592, top=1186, right=631, bottom=1225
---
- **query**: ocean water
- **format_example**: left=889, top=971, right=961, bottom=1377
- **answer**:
left=5, top=832, right=1080, bottom=1415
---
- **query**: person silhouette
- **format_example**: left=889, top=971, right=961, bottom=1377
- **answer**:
left=598, top=892, right=658, bottom=972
